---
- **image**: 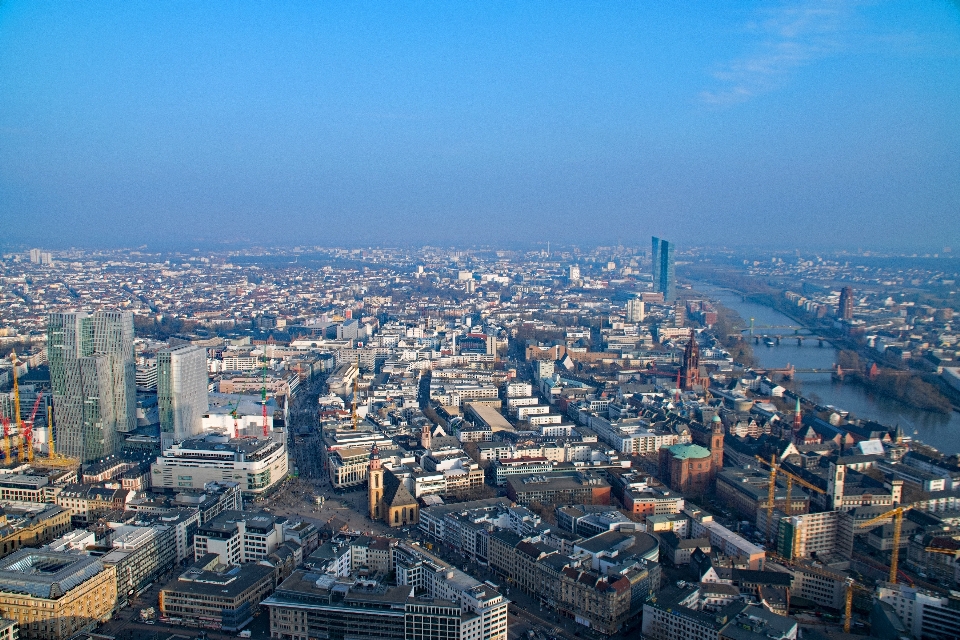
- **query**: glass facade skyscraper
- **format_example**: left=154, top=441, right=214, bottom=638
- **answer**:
left=651, top=236, right=676, bottom=302
left=47, top=311, right=136, bottom=462
left=158, top=344, right=209, bottom=451
left=659, top=239, right=675, bottom=302
left=651, top=237, right=662, bottom=289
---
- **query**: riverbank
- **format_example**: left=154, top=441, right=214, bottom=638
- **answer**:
left=690, top=276, right=958, bottom=415
left=708, top=298, right=759, bottom=368
left=839, top=369, right=953, bottom=414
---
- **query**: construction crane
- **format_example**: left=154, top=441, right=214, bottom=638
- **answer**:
left=22, top=392, right=43, bottom=463
left=26, top=403, right=78, bottom=469
left=0, top=416, right=9, bottom=463
left=856, top=505, right=913, bottom=585
left=229, top=401, right=240, bottom=439
left=9, top=352, right=23, bottom=465
left=47, top=405, right=55, bottom=461
left=843, top=578, right=855, bottom=633
left=756, top=454, right=826, bottom=542
left=841, top=575, right=877, bottom=633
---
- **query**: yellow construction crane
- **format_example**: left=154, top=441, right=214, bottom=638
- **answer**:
left=756, top=454, right=826, bottom=542
left=842, top=578, right=872, bottom=633
left=9, top=352, right=22, bottom=465
left=47, top=405, right=54, bottom=460
left=856, top=505, right=913, bottom=585
left=39, top=402, right=78, bottom=469
left=841, top=577, right=881, bottom=632
left=843, top=578, right=855, bottom=633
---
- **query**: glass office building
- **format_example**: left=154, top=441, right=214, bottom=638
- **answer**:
left=158, top=344, right=209, bottom=450
left=47, top=311, right=136, bottom=462
left=651, top=237, right=676, bottom=302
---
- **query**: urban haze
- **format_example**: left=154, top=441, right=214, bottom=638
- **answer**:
left=1, top=4, right=960, bottom=640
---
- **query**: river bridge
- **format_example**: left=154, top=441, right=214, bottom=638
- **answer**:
left=751, top=364, right=838, bottom=380
left=752, top=333, right=831, bottom=347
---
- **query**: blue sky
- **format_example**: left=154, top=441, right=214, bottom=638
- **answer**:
left=1, top=1, right=958, bottom=250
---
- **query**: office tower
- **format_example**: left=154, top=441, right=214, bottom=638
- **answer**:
left=29, top=249, right=41, bottom=263
left=158, top=344, right=209, bottom=450
left=651, top=237, right=662, bottom=287
left=568, top=264, right=580, bottom=281
left=626, top=298, right=645, bottom=323
left=838, top=286, right=854, bottom=321
left=658, top=239, right=676, bottom=302
left=47, top=311, right=136, bottom=463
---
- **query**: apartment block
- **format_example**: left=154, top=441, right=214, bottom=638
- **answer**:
left=194, top=510, right=285, bottom=564
left=775, top=510, right=853, bottom=560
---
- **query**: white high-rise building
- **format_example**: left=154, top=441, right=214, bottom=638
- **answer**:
left=626, top=298, right=646, bottom=323
left=158, top=344, right=209, bottom=450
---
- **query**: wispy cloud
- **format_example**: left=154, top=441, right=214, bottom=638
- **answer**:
left=701, top=1, right=854, bottom=106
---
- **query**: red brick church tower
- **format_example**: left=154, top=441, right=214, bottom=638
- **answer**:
left=682, top=329, right=701, bottom=390
left=710, top=414, right=724, bottom=472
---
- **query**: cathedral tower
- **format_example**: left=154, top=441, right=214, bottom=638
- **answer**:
left=682, top=329, right=701, bottom=390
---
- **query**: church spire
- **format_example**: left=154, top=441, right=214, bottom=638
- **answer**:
left=793, top=396, right=802, bottom=433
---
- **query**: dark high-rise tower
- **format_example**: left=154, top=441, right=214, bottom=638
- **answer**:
left=656, top=238, right=676, bottom=302
left=838, top=286, right=854, bottom=321
left=651, top=237, right=662, bottom=289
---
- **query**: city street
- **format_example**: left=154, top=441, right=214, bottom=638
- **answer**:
left=99, top=610, right=271, bottom=640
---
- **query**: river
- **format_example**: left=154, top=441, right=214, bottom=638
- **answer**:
left=692, top=283, right=960, bottom=454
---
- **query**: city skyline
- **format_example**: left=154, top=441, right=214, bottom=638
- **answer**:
left=1, top=2, right=959, bottom=250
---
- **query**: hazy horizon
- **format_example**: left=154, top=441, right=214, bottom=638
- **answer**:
left=2, top=2, right=959, bottom=251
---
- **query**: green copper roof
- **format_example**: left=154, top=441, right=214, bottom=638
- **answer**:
left=666, top=444, right=711, bottom=460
